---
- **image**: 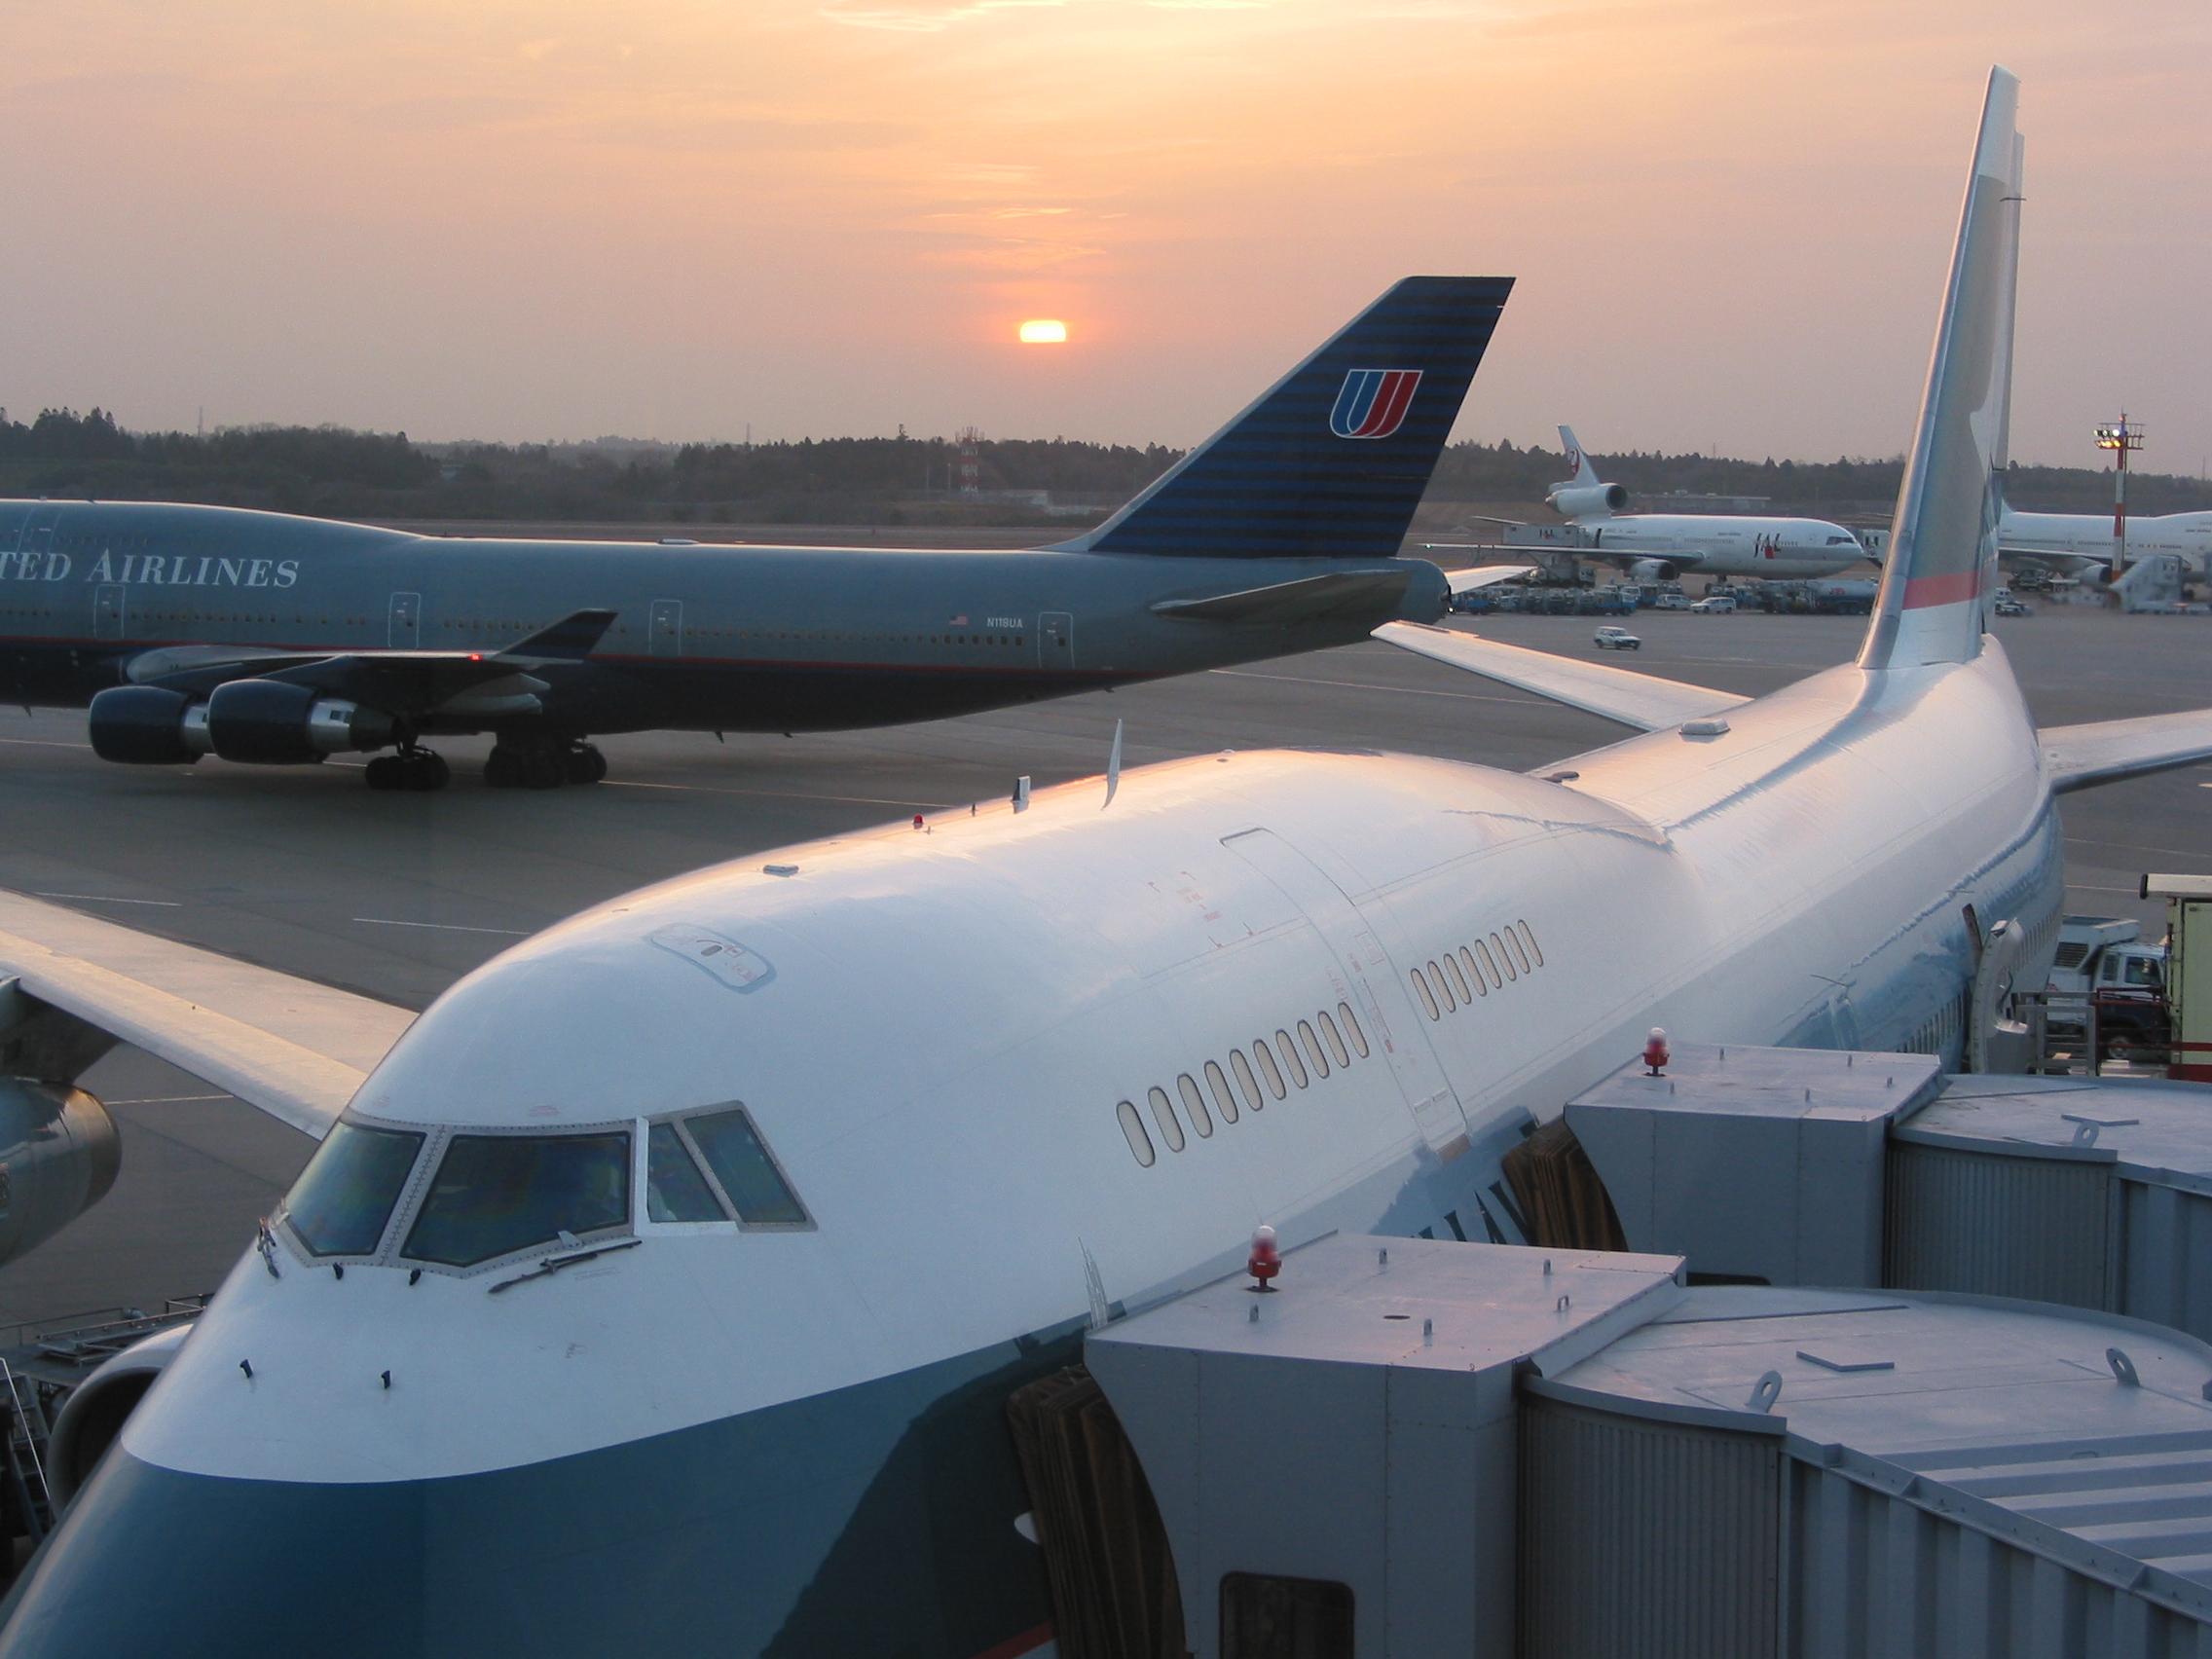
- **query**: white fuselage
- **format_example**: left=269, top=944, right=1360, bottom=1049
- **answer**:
left=2000, top=505, right=2212, bottom=571
left=32, top=639, right=2061, bottom=1659
left=1576, top=512, right=1867, bottom=579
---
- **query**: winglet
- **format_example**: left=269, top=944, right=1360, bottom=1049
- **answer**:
left=501, top=608, right=618, bottom=662
left=1859, top=68, right=2022, bottom=671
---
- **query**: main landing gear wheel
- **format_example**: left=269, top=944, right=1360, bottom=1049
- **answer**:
left=484, top=745, right=563, bottom=790
left=364, top=750, right=450, bottom=793
left=563, top=743, right=608, bottom=786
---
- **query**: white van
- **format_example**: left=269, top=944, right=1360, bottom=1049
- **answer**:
left=1688, top=597, right=1736, bottom=614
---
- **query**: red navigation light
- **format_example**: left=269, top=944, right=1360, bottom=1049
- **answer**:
left=1246, top=1225, right=1281, bottom=1293
left=1642, top=1027, right=1670, bottom=1077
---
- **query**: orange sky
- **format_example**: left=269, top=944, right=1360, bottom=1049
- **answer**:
left=4, top=1, right=2208, bottom=470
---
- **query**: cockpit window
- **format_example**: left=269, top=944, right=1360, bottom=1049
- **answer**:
left=646, top=1123, right=726, bottom=1223
left=402, top=1131, right=631, bottom=1267
left=682, top=1108, right=809, bottom=1228
left=283, top=1122, right=425, bottom=1257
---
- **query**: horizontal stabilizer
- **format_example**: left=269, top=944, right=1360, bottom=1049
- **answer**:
left=1375, top=621, right=1750, bottom=731
left=0, top=890, right=415, bottom=1138
left=1444, top=565, right=1536, bottom=594
left=2041, top=710, right=2212, bottom=793
left=1150, top=569, right=1411, bottom=626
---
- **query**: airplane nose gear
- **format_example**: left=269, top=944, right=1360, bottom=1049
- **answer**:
left=363, top=748, right=450, bottom=793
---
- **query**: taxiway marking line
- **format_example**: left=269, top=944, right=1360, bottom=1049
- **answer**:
left=601, top=780, right=964, bottom=808
left=0, top=737, right=92, bottom=750
left=2064, top=836, right=2212, bottom=865
left=35, top=893, right=181, bottom=906
left=352, top=917, right=532, bottom=937
left=1208, top=668, right=1539, bottom=706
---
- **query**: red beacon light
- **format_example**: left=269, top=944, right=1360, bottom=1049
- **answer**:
left=1642, top=1026, right=1670, bottom=1076
left=1247, top=1225, right=1281, bottom=1293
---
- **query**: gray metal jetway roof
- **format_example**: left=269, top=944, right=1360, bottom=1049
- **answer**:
left=1546, top=1284, right=2212, bottom=1623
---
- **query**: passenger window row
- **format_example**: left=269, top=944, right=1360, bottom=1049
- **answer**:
left=1116, top=1001, right=1372, bottom=1167
left=1409, top=920, right=1545, bottom=1021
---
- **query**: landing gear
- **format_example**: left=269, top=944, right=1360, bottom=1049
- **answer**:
left=485, top=739, right=604, bottom=790
left=364, top=748, right=450, bottom=793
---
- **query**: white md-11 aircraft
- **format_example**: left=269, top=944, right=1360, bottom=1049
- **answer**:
left=1531, top=424, right=1870, bottom=581
left=1424, top=425, right=1869, bottom=584
left=0, top=67, right=2208, bottom=1659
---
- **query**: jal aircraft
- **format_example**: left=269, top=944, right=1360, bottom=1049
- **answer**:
left=1530, top=425, right=1870, bottom=580
left=2, top=68, right=2209, bottom=1659
left=0, top=276, right=1510, bottom=791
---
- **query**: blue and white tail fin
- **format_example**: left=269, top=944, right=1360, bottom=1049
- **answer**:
left=1058, top=276, right=1513, bottom=561
left=1860, top=68, right=2023, bottom=670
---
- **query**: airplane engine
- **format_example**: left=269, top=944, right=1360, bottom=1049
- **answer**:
left=47, top=1322, right=190, bottom=1507
left=203, top=680, right=393, bottom=765
left=87, top=685, right=208, bottom=765
left=0, top=1081, right=119, bottom=1272
left=1628, top=558, right=1679, bottom=583
left=1547, top=482, right=1629, bottom=518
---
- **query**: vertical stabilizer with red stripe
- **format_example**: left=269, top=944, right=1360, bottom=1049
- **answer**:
left=1860, top=68, right=2023, bottom=671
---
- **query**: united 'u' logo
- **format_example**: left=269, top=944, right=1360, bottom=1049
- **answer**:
left=1329, top=368, right=1422, bottom=439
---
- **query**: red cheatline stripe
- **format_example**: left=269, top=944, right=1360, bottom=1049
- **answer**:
left=2168, top=1041, right=2212, bottom=1052
left=1901, top=568, right=1982, bottom=608
left=974, top=1623, right=1054, bottom=1659
left=2171, top=1064, right=2212, bottom=1081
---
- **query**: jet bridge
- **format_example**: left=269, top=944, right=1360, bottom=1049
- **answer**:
left=1080, top=1237, right=2212, bottom=1659
left=1558, top=1043, right=2212, bottom=1344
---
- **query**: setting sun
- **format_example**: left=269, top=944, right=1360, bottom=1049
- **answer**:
left=1017, top=319, right=1068, bottom=344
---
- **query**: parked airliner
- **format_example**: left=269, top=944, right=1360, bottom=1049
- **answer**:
left=2000, top=503, right=2212, bottom=577
left=0, top=276, right=1510, bottom=791
left=1, top=69, right=2207, bottom=1659
left=1533, top=425, right=1870, bottom=580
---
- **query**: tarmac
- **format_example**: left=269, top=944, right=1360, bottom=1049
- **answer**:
left=0, top=598, right=2201, bottom=1323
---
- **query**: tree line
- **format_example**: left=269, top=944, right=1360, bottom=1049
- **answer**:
left=3, top=407, right=2206, bottom=523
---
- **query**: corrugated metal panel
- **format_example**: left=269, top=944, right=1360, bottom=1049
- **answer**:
left=2123, top=1180, right=2212, bottom=1342
left=1884, top=1140, right=2114, bottom=1309
left=1519, top=1394, right=1780, bottom=1659
left=1788, top=1456, right=2212, bottom=1658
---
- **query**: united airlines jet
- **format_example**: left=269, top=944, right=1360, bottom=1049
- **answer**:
left=0, top=68, right=2207, bottom=1659
left=0, top=276, right=1510, bottom=790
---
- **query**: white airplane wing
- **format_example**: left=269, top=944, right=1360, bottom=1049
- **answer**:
left=1374, top=620, right=1751, bottom=731
left=1442, top=565, right=1537, bottom=595
left=0, top=890, right=415, bottom=1138
left=2041, top=710, right=2212, bottom=793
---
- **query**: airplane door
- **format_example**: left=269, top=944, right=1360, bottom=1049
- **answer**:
left=92, top=585, right=127, bottom=643
left=649, top=600, right=683, bottom=658
left=1222, top=828, right=1471, bottom=1155
left=387, top=591, right=422, bottom=649
left=1038, top=610, right=1074, bottom=671
left=16, top=507, right=56, bottom=566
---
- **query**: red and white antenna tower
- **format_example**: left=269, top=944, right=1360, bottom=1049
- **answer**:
left=2094, top=415, right=2145, bottom=571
